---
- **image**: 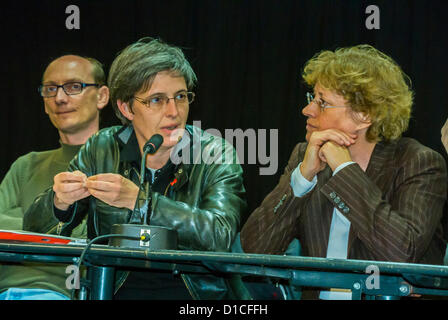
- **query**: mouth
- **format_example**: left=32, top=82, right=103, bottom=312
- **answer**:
left=306, top=122, right=318, bottom=131
left=159, top=124, right=185, bottom=143
left=56, top=110, right=76, bottom=115
left=160, top=124, right=180, bottom=131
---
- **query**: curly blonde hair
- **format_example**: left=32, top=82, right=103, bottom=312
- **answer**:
left=302, top=45, right=413, bottom=142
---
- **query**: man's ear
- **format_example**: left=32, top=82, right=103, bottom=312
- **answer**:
left=117, top=99, right=134, bottom=122
left=96, top=85, right=110, bottom=111
left=44, top=102, right=49, bottom=115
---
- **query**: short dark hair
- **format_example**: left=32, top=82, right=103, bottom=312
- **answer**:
left=84, top=57, right=106, bottom=85
left=108, top=37, right=197, bottom=125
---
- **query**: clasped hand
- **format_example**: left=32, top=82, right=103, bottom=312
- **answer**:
left=53, top=171, right=139, bottom=211
left=300, top=129, right=356, bottom=181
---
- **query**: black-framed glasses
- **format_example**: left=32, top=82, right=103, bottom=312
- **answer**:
left=133, top=91, right=195, bottom=109
left=306, top=92, right=347, bottom=111
left=38, top=82, right=100, bottom=97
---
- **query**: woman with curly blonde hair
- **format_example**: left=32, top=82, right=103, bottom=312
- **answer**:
left=302, top=44, right=413, bottom=143
left=241, top=44, right=447, bottom=300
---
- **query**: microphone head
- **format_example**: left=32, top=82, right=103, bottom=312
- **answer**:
left=143, top=134, right=163, bottom=154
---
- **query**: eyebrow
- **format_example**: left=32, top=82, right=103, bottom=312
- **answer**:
left=146, top=89, right=188, bottom=97
left=314, top=89, right=335, bottom=106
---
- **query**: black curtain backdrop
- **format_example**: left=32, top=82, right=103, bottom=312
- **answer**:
left=1, top=0, right=447, bottom=222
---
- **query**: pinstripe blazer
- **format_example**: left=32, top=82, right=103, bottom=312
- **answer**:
left=241, top=137, right=447, bottom=265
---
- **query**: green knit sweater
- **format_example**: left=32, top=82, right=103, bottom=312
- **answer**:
left=0, top=142, right=87, bottom=297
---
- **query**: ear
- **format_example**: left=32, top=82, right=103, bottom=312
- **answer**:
left=44, top=102, right=50, bottom=115
left=96, top=85, right=110, bottom=111
left=354, top=112, right=372, bottom=131
left=117, top=99, right=134, bottom=122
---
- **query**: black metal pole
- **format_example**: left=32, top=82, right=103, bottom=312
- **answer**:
left=89, top=266, right=115, bottom=300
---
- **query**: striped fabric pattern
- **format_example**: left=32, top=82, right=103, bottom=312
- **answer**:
left=241, top=138, right=447, bottom=265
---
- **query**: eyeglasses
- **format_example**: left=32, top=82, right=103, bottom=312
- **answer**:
left=133, top=91, right=195, bottom=109
left=38, top=82, right=100, bottom=97
left=306, top=92, right=347, bottom=111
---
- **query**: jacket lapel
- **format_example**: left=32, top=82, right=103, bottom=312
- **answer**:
left=346, top=140, right=398, bottom=257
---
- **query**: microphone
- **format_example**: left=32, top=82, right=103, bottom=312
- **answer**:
left=102, top=134, right=176, bottom=255
left=143, top=134, right=163, bottom=154
left=140, top=134, right=164, bottom=186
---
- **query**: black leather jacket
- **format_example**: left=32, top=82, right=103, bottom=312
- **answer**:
left=23, top=125, right=248, bottom=299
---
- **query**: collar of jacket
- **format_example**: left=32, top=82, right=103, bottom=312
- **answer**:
left=113, top=125, right=189, bottom=191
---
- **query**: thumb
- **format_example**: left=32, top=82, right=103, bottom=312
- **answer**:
left=318, top=149, right=327, bottom=163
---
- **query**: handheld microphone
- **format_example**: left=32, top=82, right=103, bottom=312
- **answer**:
left=143, top=134, right=163, bottom=154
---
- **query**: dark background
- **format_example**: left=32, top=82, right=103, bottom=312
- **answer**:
left=1, top=0, right=447, bottom=222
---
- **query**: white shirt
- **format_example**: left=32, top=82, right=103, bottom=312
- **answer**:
left=290, top=161, right=355, bottom=300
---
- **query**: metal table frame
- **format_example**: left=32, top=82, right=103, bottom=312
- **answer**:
left=1, top=241, right=448, bottom=300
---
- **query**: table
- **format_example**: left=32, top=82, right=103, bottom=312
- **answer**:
left=1, top=241, right=448, bottom=300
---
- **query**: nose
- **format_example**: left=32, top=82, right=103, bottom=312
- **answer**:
left=164, top=98, right=180, bottom=118
left=54, top=86, right=69, bottom=103
left=302, top=100, right=317, bottom=118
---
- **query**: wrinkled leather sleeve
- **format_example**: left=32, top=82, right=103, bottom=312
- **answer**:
left=23, top=188, right=59, bottom=234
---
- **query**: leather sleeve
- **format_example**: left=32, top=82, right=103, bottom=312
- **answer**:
left=23, top=188, right=60, bottom=234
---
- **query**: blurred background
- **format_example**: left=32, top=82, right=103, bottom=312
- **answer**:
left=1, top=0, right=447, bottom=222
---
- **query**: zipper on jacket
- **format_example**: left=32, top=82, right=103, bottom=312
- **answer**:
left=45, top=222, right=62, bottom=235
left=56, top=222, right=64, bottom=235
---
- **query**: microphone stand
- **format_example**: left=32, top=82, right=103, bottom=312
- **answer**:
left=133, top=148, right=150, bottom=224
left=108, top=134, right=177, bottom=250
left=139, top=148, right=151, bottom=225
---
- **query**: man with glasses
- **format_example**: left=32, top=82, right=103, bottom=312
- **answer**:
left=23, top=37, right=247, bottom=300
left=0, top=55, right=109, bottom=299
left=241, top=45, right=447, bottom=299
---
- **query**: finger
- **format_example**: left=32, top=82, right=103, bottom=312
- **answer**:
left=325, top=128, right=357, bottom=140
left=88, top=173, right=122, bottom=182
left=85, top=180, right=116, bottom=192
left=75, top=189, right=91, bottom=200
left=55, top=172, right=86, bottom=183
left=56, top=188, right=90, bottom=204
left=67, top=188, right=91, bottom=201
left=54, top=182, right=86, bottom=193
left=324, top=131, right=356, bottom=146
left=311, top=130, right=354, bottom=146
left=330, top=131, right=356, bottom=145
left=88, top=189, right=116, bottom=206
left=318, top=150, right=327, bottom=163
left=72, top=170, right=87, bottom=177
